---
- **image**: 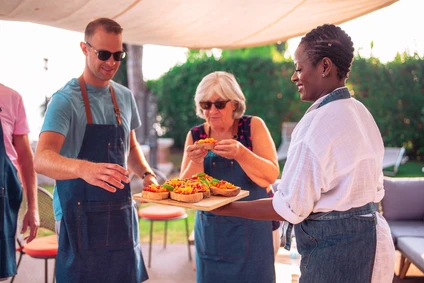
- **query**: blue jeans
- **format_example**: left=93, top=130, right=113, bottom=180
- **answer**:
left=295, top=203, right=377, bottom=283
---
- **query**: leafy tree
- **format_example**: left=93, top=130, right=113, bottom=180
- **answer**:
left=148, top=56, right=305, bottom=149
left=114, top=43, right=129, bottom=87
left=148, top=52, right=424, bottom=160
left=221, top=42, right=288, bottom=62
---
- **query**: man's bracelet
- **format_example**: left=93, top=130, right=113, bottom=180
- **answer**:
left=142, top=171, right=156, bottom=179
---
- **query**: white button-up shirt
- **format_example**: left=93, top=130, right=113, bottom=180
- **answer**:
left=273, top=88, right=395, bottom=283
left=273, top=90, right=384, bottom=223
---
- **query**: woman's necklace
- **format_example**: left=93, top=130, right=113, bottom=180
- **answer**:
left=207, top=119, right=238, bottom=140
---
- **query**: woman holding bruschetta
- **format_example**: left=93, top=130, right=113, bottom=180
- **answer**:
left=180, top=71, right=280, bottom=283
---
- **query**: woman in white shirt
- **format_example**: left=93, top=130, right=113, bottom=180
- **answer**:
left=213, top=24, right=395, bottom=283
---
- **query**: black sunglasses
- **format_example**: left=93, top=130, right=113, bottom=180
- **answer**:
left=85, top=42, right=126, bottom=61
left=199, top=100, right=231, bottom=110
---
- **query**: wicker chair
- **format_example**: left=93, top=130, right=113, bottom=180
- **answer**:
left=12, top=186, right=57, bottom=283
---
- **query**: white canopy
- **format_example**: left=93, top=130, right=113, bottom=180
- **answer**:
left=0, top=0, right=397, bottom=49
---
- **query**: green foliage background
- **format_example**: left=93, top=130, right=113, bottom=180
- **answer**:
left=348, top=55, right=424, bottom=159
left=147, top=56, right=308, bottom=150
left=147, top=54, right=424, bottom=160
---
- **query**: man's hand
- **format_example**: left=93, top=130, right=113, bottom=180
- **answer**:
left=143, top=173, right=159, bottom=187
left=79, top=161, right=130, bottom=192
left=21, top=208, right=40, bottom=243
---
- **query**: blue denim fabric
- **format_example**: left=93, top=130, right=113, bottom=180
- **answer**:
left=55, top=82, right=148, bottom=283
left=195, top=152, right=276, bottom=283
left=56, top=124, right=148, bottom=283
left=191, top=116, right=275, bottom=283
left=317, top=87, right=351, bottom=108
left=0, top=120, right=23, bottom=278
left=295, top=203, right=377, bottom=283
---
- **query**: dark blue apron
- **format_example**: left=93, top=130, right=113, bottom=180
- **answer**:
left=55, top=77, right=148, bottom=283
left=283, top=88, right=378, bottom=283
left=0, top=119, right=23, bottom=278
left=192, top=117, right=275, bottom=283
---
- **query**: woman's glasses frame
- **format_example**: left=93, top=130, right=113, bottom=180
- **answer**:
left=199, top=100, right=231, bottom=110
left=85, top=42, right=127, bottom=61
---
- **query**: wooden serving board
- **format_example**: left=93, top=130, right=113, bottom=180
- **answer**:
left=133, top=190, right=249, bottom=211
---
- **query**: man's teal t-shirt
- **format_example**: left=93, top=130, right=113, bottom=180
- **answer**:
left=41, top=78, right=141, bottom=221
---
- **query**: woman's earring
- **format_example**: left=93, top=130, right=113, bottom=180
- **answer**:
left=322, top=73, right=325, bottom=77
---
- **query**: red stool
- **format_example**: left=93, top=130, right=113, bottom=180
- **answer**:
left=23, top=234, right=58, bottom=283
left=138, top=205, right=191, bottom=267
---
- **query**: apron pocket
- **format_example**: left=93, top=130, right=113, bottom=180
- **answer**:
left=77, top=198, right=133, bottom=251
left=108, top=140, right=125, bottom=167
left=295, top=223, right=318, bottom=268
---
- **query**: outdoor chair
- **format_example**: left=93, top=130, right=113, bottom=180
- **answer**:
left=12, top=186, right=57, bottom=283
left=138, top=205, right=191, bottom=268
left=134, top=169, right=191, bottom=268
left=277, top=122, right=297, bottom=162
left=382, top=147, right=409, bottom=176
left=381, top=177, right=424, bottom=279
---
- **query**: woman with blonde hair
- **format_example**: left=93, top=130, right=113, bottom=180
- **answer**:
left=181, top=71, right=280, bottom=283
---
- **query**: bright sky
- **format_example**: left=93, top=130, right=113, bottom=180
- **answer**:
left=0, top=0, right=423, bottom=141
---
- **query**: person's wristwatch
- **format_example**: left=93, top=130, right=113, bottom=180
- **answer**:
left=142, top=171, right=156, bottom=179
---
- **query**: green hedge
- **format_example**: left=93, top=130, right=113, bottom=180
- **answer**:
left=349, top=55, right=424, bottom=160
left=148, top=55, right=424, bottom=160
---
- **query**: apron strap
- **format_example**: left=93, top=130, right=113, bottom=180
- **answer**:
left=109, top=86, right=122, bottom=125
left=78, top=76, right=93, bottom=124
left=78, top=76, right=122, bottom=125
left=317, top=87, right=351, bottom=108
left=305, top=202, right=377, bottom=221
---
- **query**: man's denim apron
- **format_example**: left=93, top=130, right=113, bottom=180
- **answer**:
left=0, top=119, right=22, bottom=278
left=192, top=117, right=275, bottom=283
left=283, top=88, right=378, bottom=283
left=55, top=77, right=148, bottom=283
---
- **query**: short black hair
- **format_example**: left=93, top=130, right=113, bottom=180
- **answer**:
left=300, top=24, right=354, bottom=80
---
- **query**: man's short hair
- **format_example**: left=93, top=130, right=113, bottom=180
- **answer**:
left=84, top=18, right=123, bottom=42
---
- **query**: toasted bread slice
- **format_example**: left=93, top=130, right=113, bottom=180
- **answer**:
left=194, top=142, right=216, bottom=150
left=195, top=138, right=217, bottom=150
left=170, top=192, right=203, bottom=203
left=201, top=190, right=211, bottom=198
left=210, top=186, right=241, bottom=197
left=142, top=190, right=170, bottom=200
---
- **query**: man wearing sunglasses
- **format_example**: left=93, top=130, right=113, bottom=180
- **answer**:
left=35, top=18, right=152, bottom=283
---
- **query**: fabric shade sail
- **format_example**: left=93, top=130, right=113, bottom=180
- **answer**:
left=0, top=0, right=398, bottom=49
